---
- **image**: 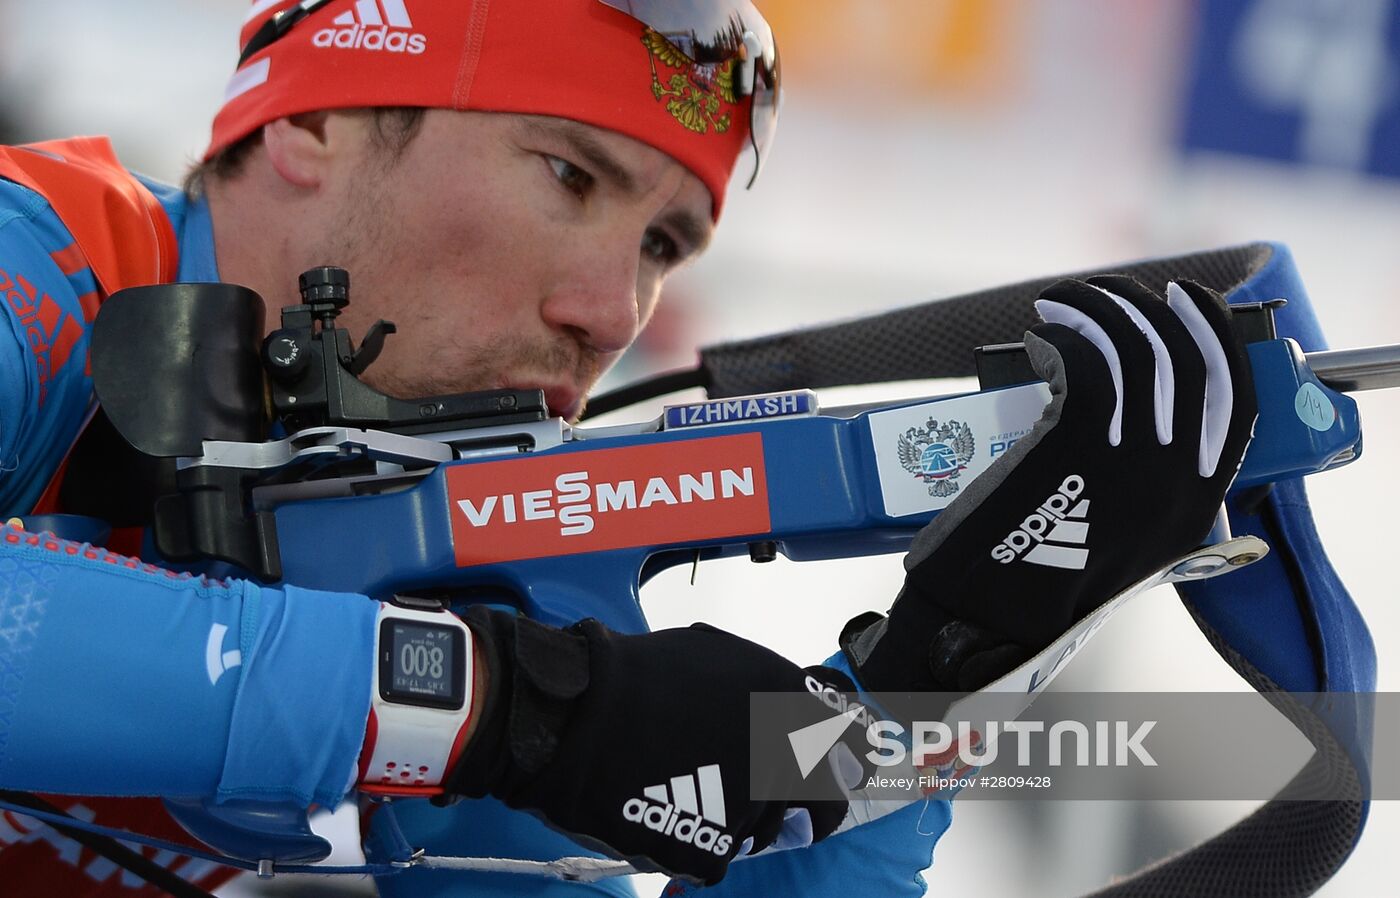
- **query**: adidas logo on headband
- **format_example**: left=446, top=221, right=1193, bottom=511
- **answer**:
left=313, top=0, right=427, bottom=55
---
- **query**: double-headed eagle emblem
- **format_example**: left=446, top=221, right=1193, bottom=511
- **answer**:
left=640, top=28, right=737, bottom=136
left=897, top=419, right=976, bottom=499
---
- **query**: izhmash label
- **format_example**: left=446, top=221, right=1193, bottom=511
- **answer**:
left=447, top=433, right=771, bottom=565
left=663, top=391, right=815, bottom=429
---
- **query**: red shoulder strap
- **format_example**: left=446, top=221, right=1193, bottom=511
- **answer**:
left=0, top=136, right=179, bottom=293
left=0, top=137, right=180, bottom=516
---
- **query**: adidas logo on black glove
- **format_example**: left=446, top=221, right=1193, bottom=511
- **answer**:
left=454, top=614, right=851, bottom=884
left=991, top=474, right=1091, bottom=569
left=621, top=764, right=733, bottom=856
left=848, top=276, right=1259, bottom=680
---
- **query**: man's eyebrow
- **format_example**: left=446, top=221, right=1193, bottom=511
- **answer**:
left=521, top=119, right=637, bottom=195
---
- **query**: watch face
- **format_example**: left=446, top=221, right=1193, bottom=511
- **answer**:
left=379, top=619, right=466, bottom=710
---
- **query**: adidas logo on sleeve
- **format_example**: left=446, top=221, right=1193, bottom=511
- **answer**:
left=313, top=0, right=427, bottom=54
left=991, top=474, right=1091, bottom=570
left=622, top=764, right=733, bottom=856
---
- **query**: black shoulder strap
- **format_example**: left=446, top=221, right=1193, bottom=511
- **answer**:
left=698, top=243, right=1271, bottom=397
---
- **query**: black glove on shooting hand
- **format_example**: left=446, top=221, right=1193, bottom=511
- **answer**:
left=446, top=607, right=856, bottom=885
left=846, top=277, right=1258, bottom=693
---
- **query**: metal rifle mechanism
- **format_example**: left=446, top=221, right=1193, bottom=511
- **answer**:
left=20, top=244, right=1400, bottom=894
left=90, top=266, right=550, bottom=581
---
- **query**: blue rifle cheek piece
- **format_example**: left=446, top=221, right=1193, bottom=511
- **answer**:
left=1181, top=242, right=1376, bottom=835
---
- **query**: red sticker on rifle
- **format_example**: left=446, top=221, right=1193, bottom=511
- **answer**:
left=447, top=433, right=771, bottom=565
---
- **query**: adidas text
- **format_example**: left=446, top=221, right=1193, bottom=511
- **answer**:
left=314, top=0, right=426, bottom=54
left=806, top=674, right=872, bottom=729
left=990, top=474, right=1090, bottom=568
left=314, top=24, right=426, bottom=53
left=621, top=800, right=733, bottom=856
left=623, top=766, right=732, bottom=856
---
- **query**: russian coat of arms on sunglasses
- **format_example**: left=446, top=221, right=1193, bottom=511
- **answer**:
left=640, top=28, right=739, bottom=136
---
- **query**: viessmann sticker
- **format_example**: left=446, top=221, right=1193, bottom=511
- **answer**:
left=447, top=433, right=771, bottom=565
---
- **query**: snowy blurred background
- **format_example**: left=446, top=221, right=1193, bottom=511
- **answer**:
left=2, top=1, right=1396, bottom=895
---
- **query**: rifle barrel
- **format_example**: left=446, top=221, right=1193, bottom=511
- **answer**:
left=1307, top=345, right=1400, bottom=393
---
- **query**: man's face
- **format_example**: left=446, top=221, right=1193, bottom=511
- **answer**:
left=312, top=109, right=716, bottom=422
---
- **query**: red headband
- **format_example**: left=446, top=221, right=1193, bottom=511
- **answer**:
left=207, top=0, right=755, bottom=219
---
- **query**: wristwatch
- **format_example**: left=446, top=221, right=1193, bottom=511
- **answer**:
left=358, top=597, right=476, bottom=796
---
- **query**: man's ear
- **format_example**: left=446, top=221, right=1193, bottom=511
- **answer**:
left=263, top=111, right=334, bottom=189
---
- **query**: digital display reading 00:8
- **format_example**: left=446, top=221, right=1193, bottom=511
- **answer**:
left=380, top=620, right=464, bottom=710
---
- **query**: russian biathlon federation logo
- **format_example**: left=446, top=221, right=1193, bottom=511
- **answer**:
left=314, top=0, right=427, bottom=54
left=897, top=418, right=976, bottom=499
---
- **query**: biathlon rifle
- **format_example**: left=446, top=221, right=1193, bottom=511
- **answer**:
left=7, top=242, right=1389, bottom=896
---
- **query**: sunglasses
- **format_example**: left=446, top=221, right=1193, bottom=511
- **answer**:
left=596, top=1, right=781, bottom=188
left=239, top=0, right=780, bottom=187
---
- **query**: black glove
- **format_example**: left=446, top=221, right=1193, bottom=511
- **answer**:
left=845, top=277, right=1257, bottom=693
left=447, top=607, right=855, bottom=885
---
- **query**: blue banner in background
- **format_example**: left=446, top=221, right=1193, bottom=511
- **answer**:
left=1180, top=0, right=1400, bottom=179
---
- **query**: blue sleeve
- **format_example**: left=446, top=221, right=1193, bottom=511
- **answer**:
left=0, top=527, right=378, bottom=809
left=0, top=179, right=377, bottom=807
left=664, top=651, right=951, bottom=898
left=0, top=178, right=103, bottom=514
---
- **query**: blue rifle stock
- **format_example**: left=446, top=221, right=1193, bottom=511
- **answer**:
left=262, top=338, right=1361, bottom=620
